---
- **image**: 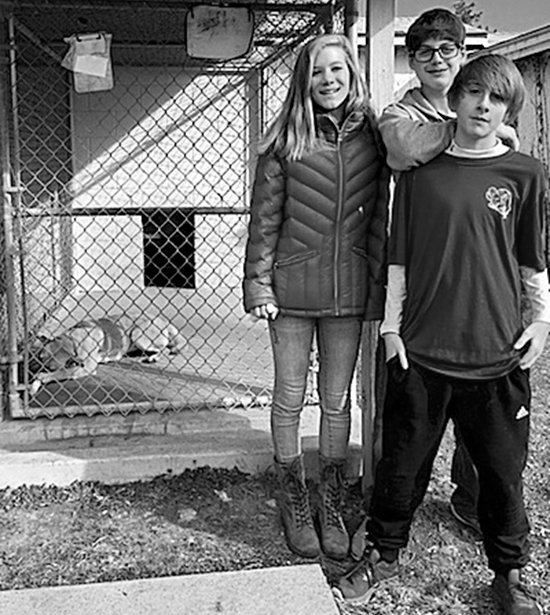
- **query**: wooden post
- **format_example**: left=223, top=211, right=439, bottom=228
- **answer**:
left=365, top=0, right=395, bottom=115
left=344, top=0, right=359, bottom=49
left=360, top=0, right=395, bottom=494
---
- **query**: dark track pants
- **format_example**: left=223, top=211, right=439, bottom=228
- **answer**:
left=367, top=359, right=531, bottom=573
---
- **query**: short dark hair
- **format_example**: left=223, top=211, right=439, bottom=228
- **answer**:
left=448, top=54, right=526, bottom=123
left=406, top=8, right=466, bottom=52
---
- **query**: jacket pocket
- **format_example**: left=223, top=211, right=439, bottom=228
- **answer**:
left=350, top=245, right=368, bottom=290
left=274, top=250, right=319, bottom=269
left=273, top=249, right=321, bottom=309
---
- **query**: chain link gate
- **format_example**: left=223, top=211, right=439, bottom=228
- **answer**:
left=0, top=0, right=349, bottom=420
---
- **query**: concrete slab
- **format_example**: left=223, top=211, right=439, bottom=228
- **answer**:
left=0, top=565, right=340, bottom=615
left=0, top=405, right=363, bottom=488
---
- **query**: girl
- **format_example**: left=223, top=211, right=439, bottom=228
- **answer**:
left=243, top=34, right=389, bottom=560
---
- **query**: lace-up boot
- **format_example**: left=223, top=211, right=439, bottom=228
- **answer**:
left=318, top=456, right=349, bottom=560
left=491, top=569, right=541, bottom=615
left=275, top=456, right=321, bottom=558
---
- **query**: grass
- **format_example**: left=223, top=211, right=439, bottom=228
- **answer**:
left=1, top=352, right=549, bottom=614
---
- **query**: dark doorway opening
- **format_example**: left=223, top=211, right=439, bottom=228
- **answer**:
left=142, top=209, right=195, bottom=288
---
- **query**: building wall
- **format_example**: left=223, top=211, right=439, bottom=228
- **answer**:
left=516, top=51, right=550, bottom=264
left=516, top=51, right=550, bottom=174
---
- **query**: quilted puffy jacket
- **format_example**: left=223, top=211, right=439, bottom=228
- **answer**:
left=243, top=109, right=390, bottom=320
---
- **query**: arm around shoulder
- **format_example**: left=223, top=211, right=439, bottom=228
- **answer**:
left=378, top=104, right=455, bottom=171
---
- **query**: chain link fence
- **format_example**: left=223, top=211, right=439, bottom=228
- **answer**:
left=0, top=0, right=348, bottom=419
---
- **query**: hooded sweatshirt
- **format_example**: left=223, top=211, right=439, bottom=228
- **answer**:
left=378, top=87, right=455, bottom=172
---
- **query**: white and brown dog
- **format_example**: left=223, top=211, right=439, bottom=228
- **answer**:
left=31, top=314, right=184, bottom=392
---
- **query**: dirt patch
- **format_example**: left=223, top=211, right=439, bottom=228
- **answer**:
left=1, top=356, right=549, bottom=614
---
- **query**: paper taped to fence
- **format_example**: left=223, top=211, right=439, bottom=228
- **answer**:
left=61, top=32, right=113, bottom=93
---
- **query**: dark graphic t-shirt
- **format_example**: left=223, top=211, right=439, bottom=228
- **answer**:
left=390, top=150, right=547, bottom=379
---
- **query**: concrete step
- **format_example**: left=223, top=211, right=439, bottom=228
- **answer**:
left=0, top=409, right=252, bottom=447
left=0, top=564, right=340, bottom=615
left=0, top=430, right=273, bottom=488
left=0, top=409, right=362, bottom=488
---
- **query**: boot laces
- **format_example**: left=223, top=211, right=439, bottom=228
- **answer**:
left=322, top=465, right=344, bottom=527
left=284, top=473, right=313, bottom=528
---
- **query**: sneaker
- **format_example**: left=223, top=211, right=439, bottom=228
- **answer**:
left=449, top=499, right=481, bottom=537
left=491, top=570, right=541, bottom=615
left=333, top=548, right=399, bottom=604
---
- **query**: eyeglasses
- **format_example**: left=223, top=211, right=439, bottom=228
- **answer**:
left=411, top=43, right=462, bottom=63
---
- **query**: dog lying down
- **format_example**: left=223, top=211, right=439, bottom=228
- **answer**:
left=31, top=314, right=184, bottom=393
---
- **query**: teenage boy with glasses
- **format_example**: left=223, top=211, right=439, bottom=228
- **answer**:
left=379, top=8, right=518, bottom=173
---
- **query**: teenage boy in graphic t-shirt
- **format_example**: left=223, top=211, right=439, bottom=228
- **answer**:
left=337, top=53, right=549, bottom=615
left=376, top=8, right=519, bottom=538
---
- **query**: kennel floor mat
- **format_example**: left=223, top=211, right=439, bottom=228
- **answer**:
left=19, top=360, right=265, bottom=419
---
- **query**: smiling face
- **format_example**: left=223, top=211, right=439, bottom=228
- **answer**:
left=452, top=83, right=508, bottom=149
left=409, top=37, right=465, bottom=97
left=310, top=45, right=351, bottom=121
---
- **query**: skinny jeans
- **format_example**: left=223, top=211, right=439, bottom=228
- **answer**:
left=368, top=359, right=531, bottom=574
left=268, top=315, right=362, bottom=462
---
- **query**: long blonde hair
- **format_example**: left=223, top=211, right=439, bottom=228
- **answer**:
left=260, top=34, right=374, bottom=161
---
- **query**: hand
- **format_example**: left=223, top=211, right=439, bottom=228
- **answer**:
left=496, top=123, right=520, bottom=150
left=251, top=303, right=279, bottom=321
left=514, top=321, right=550, bottom=369
left=383, top=332, right=409, bottom=369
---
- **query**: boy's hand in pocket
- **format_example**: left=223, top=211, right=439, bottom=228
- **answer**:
left=383, top=332, right=409, bottom=369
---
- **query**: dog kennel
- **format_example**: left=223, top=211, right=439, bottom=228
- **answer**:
left=0, top=0, right=378, bottom=420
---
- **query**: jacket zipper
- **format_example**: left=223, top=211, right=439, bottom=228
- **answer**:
left=333, top=119, right=346, bottom=315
